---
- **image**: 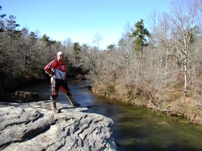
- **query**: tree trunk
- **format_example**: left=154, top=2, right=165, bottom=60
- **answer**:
left=183, top=57, right=188, bottom=97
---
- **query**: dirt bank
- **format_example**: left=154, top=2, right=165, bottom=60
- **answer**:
left=91, top=83, right=202, bottom=125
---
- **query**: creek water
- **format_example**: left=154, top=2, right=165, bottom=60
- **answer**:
left=19, top=79, right=202, bottom=151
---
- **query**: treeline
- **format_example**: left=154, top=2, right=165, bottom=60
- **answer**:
left=77, top=0, right=202, bottom=104
left=0, top=6, right=86, bottom=98
left=1, top=0, right=202, bottom=108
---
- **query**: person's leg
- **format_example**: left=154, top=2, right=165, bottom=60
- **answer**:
left=59, top=80, right=80, bottom=107
left=50, top=78, right=59, bottom=112
left=66, top=91, right=80, bottom=107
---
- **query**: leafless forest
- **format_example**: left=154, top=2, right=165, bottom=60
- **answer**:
left=1, top=0, right=202, bottom=120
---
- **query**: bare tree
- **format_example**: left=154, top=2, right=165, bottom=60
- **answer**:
left=149, top=0, right=202, bottom=97
left=167, top=0, right=201, bottom=96
left=92, top=32, right=102, bottom=49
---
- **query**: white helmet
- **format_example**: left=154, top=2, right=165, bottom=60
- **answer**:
left=57, top=51, right=63, bottom=56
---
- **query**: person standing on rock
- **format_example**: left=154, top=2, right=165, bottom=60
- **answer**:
left=44, top=51, right=80, bottom=112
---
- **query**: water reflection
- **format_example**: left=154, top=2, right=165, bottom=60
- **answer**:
left=20, top=80, right=202, bottom=151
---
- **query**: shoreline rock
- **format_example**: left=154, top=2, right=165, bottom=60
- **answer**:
left=0, top=100, right=117, bottom=151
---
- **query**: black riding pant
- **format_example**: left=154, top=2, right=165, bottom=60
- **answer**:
left=51, top=78, right=71, bottom=99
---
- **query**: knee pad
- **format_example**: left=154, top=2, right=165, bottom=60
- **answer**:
left=51, top=89, right=58, bottom=95
left=51, top=95, right=57, bottom=99
left=66, top=92, right=72, bottom=96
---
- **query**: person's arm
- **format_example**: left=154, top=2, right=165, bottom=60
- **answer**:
left=44, top=60, right=58, bottom=76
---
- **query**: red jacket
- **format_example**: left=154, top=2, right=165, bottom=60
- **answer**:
left=44, top=59, right=67, bottom=80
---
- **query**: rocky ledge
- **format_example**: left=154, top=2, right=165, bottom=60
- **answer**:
left=0, top=100, right=117, bottom=151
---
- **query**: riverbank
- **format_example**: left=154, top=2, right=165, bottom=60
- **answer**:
left=91, top=82, right=202, bottom=125
left=3, top=72, right=202, bottom=126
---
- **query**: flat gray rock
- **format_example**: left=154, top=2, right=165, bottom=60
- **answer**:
left=0, top=100, right=117, bottom=151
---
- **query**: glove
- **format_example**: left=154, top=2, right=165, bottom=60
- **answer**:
left=45, top=70, right=54, bottom=77
left=49, top=72, right=55, bottom=77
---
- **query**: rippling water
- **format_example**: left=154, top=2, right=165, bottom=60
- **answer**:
left=20, top=79, right=202, bottom=151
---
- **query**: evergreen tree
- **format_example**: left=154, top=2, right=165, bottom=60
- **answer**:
left=131, top=19, right=150, bottom=75
left=131, top=19, right=150, bottom=51
left=0, top=6, right=6, bottom=32
left=6, top=15, right=20, bottom=43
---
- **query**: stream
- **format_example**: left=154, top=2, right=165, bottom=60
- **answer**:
left=19, top=79, right=202, bottom=151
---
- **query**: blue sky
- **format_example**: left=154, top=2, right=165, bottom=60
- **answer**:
left=1, top=0, right=171, bottom=49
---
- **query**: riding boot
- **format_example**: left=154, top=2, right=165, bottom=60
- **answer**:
left=51, top=97, right=58, bottom=113
left=66, top=94, right=80, bottom=107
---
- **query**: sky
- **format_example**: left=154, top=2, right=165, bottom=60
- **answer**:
left=1, top=0, right=172, bottom=49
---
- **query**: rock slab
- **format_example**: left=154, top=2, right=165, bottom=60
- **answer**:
left=0, top=101, right=117, bottom=151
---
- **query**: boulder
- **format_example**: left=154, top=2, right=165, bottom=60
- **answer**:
left=15, top=91, right=39, bottom=102
left=0, top=101, right=117, bottom=151
left=76, top=74, right=86, bottom=80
